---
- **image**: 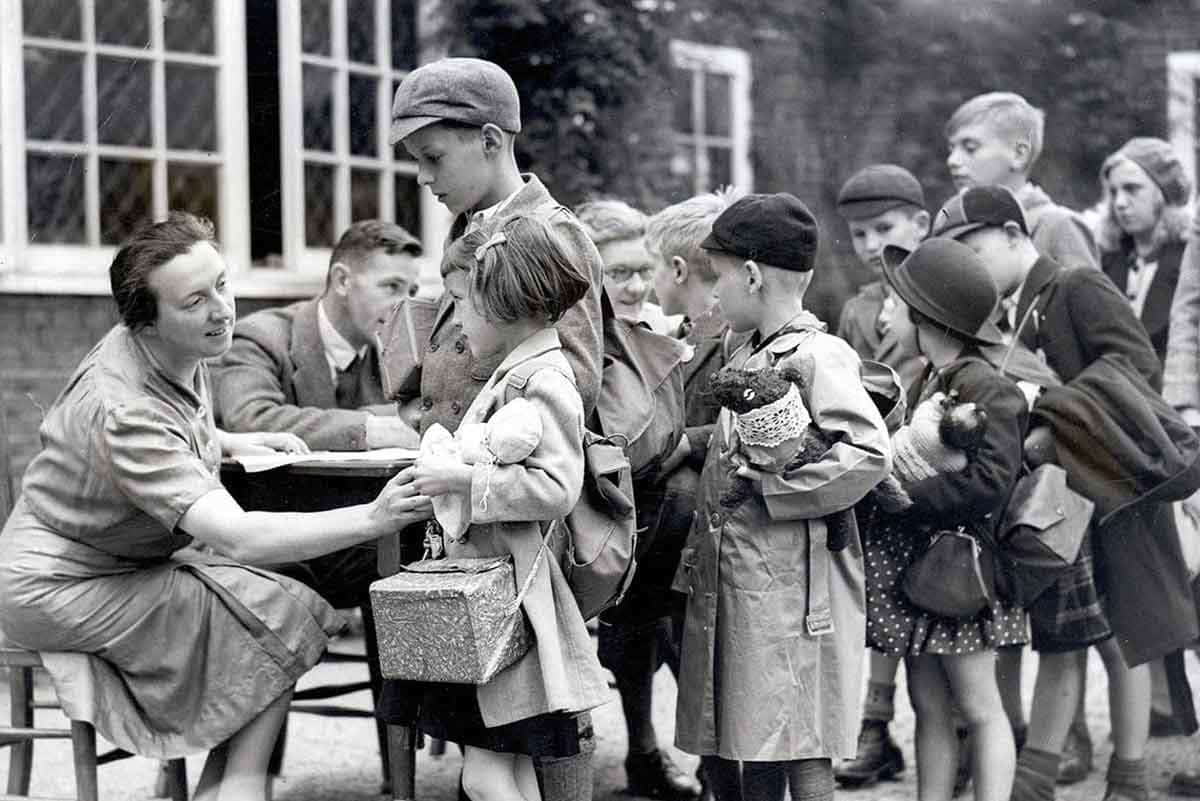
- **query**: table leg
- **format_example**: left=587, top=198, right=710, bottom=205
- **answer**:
left=386, top=724, right=416, bottom=801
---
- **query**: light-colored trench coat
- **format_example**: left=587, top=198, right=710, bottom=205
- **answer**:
left=441, top=328, right=610, bottom=728
left=673, top=314, right=891, bottom=761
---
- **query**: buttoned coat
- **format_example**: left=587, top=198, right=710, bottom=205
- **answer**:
left=1102, top=240, right=1186, bottom=362
left=440, top=329, right=610, bottom=727
left=1018, top=256, right=1198, bottom=665
left=412, top=175, right=605, bottom=438
left=674, top=315, right=891, bottom=760
left=836, top=281, right=927, bottom=392
left=213, top=299, right=394, bottom=450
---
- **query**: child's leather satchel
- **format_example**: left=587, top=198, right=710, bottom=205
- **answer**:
left=370, top=555, right=532, bottom=684
left=902, top=527, right=993, bottom=619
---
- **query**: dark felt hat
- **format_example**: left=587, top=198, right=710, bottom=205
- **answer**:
left=837, top=164, right=926, bottom=220
left=932, top=185, right=1029, bottom=240
left=1102, top=137, right=1191, bottom=207
left=700, top=193, right=820, bottom=272
left=881, top=238, right=1005, bottom=346
left=389, top=58, right=521, bottom=145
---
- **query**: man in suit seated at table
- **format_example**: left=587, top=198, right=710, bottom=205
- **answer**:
left=213, top=219, right=423, bottom=608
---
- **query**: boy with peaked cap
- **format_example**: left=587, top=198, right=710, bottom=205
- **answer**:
left=933, top=185, right=1199, bottom=801
left=674, top=193, right=891, bottom=801
left=832, top=164, right=929, bottom=788
left=381, top=56, right=606, bottom=801
left=946, top=92, right=1099, bottom=273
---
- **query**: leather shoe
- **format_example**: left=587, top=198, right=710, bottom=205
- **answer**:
left=1056, top=723, right=1092, bottom=785
left=1169, top=770, right=1200, bottom=797
left=1150, top=708, right=1188, bottom=737
left=625, top=750, right=702, bottom=800
left=834, top=721, right=905, bottom=787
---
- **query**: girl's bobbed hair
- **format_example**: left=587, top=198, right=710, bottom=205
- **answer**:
left=110, top=211, right=216, bottom=331
left=469, top=215, right=592, bottom=324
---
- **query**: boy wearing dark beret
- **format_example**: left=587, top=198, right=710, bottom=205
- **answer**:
left=674, top=194, right=891, bottom=801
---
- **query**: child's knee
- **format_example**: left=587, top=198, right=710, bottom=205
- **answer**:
left=462, top=753, right=514, bottom=801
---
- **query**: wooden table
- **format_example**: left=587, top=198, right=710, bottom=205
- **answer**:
left=220, top=457, right=423, bottom=801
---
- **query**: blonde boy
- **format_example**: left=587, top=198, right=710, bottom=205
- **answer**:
left=675, top=193, right=890, bottom=801
left=946, top=92, right=1099, bottom=272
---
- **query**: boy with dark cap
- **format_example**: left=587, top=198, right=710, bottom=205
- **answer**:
left=832, top=164, right=929, bottom=788
left=674, top=193, right=891, bottom=801
left=933, top=184, right=1199, bottom=801
left=382, top=56, right=605, bottom=801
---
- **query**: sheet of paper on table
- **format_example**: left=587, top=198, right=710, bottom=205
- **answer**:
left=233, top=447, right=420, bottom=473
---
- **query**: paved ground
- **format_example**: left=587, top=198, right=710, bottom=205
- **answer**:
left=4, top=633, right=1200, bottom=800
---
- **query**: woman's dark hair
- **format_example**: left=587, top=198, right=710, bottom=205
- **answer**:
left=110, top=212, right=217, bottom=331
left=470, top=215, right=592, bottom=324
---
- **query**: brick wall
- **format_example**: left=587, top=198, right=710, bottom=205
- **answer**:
left=1, top=294, right=288, bottom=506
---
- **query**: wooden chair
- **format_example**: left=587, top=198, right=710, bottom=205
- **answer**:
left=0, top=402, right=188, bottom=801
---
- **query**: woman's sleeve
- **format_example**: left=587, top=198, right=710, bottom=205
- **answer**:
left=901, top=363, right=1028, bottom=527
left=101, top=400, right=225, bottom=532
left=469, top=369, right=585, bottom=525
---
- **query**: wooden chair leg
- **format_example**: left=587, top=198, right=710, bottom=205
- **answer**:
left=70, top=720, right=99, bottom=801
left=385, top=724, right=416, bottom=801
left=6, top=665, right=34, bottom=796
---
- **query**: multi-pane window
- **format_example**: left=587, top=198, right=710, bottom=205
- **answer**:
left=670, top=40, right=753, bottom=195
left=2, top=0, right=248, bottom=288
left=279, top=0, right=430, bottom=275
left=1168, top=52, right=1200, bottom=194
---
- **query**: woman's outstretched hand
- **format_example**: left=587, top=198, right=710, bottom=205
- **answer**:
left=373, top=467, right=433, bottom=530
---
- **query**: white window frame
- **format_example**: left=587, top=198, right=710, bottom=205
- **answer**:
left=669, top=40, right=753, bottom=195
left=275, top=0, right=448, bottom=297
left=0, top=0, right=251, bottom=295
left=1168, top=51, right=1200, bottom=194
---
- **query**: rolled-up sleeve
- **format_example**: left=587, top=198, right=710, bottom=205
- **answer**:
left=102, top=401, right=224, bottom=532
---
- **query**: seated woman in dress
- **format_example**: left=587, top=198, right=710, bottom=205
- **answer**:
left=0, top=212, right=431, bottom=801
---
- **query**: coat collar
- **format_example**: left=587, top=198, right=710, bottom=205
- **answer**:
left=488, top=328, right=563, bottom=387
left=448, top=173, right=555, bottom=242
left=1014, top=255, right=1060, bottom=340
left=289, top=298, right=337, bottom=407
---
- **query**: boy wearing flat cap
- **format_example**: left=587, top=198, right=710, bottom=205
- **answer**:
left=674, top=193, right=891, bottom=801
left=833, top=165, right=930, bottom=788
left=381, top=57, right=605, bottom=801
left=934, top=184, right=1197, bottom=801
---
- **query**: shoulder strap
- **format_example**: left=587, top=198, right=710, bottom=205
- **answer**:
left=1000, top=290, right=1044, bottom=375
left=502, top=357, right=573, bottom=404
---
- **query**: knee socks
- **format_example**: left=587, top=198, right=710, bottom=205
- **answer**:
left=863, top=681, right=896, bottom=723
left=1106, top=755, right=1148, bottom=801
left=1010, top=747, right=1059, bottom=801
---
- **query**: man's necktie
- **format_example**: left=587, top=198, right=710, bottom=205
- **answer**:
left=335, top=353, right=364, bottom=409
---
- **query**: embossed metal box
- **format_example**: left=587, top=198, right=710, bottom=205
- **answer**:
left=370, top=556, right=531, bottom=684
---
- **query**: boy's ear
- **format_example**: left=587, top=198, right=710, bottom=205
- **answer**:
left=1011, top=140, right=1032, bottom=173
left=671, top=255, right=689, bottom=284
left=1001, top=220, right=1025, bottom=245
left=743, top=260, right=764, bottom=293
left=480, top=124, right=506, bottom=155
left=913, top=209, right=932, bottom=238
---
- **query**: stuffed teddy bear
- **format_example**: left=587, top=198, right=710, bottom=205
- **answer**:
left=709, top=361, right=835, bottom=509
left=421, top=397, right=543, bottom=541
left=871, top=390, right=989, bottom=513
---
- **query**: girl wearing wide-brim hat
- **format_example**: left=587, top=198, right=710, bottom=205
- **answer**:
left=867, top=237, right=1029, bottom=801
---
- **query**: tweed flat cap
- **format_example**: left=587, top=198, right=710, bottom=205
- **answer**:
left=837, top=164, right=926, bottom=220
left=389, top=58, right=521, bottom=145
left=932, top=185, right=1029, bottom=240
